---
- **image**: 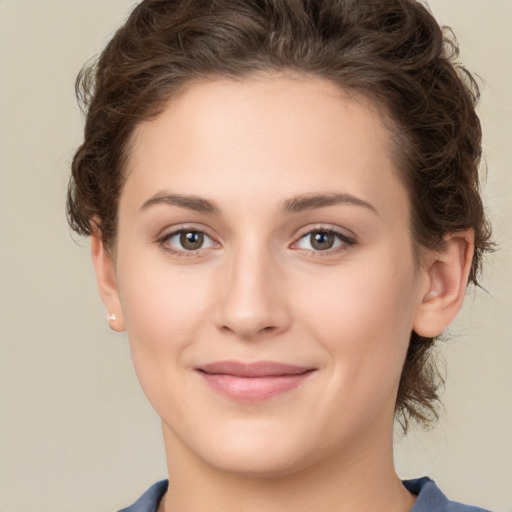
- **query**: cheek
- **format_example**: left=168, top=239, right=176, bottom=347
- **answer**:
left=296, top=255, right=419, bottom=396
left=300, top=259, right=416, bottom=334
left=116, top=253, right=213, bottom=368
left=114, top=255, right=218, bottom=417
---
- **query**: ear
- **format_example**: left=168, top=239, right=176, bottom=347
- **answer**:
left=90, top=229, right=126, bottom=332
left=413, top=230, right=474, bottom=338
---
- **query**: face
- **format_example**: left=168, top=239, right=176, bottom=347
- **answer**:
left=99, top=75, right=432, bottom=477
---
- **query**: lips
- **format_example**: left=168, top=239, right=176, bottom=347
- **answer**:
left=197, top=361, right=315, bottom=402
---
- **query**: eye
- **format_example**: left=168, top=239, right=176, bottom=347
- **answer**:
left=161, top=229, right=216, bottom=253
left=294, top=229, right=353, bottom=252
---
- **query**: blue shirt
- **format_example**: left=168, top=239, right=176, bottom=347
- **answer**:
left=117, top=477, right=491, bottom=512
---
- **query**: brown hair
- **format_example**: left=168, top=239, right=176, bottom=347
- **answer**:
left=67, top=0, right=493, bottom=431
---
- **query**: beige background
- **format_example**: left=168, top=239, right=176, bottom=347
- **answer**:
left=0, top=1, right=510, bottom=511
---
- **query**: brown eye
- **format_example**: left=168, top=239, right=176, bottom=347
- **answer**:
left=310, top=231, right=335, bottom=251
left=294, top=228, right=353, bottom=253
left=180, top=231, right=204, bottom=250
left=162, top=229, right=215, bottom=254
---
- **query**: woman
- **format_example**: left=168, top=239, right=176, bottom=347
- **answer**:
left=67, top=0, right=493, bottom=511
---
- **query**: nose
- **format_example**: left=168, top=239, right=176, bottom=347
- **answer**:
left=215, top=245, right=292, bottom=341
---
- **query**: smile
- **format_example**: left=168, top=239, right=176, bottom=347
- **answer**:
left=197, top=361, right=316, bottom=402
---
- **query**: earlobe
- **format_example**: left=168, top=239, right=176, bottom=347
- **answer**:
left=413, top=230, right=474, bottom=338
left=90, top=230, right=126, bottom=332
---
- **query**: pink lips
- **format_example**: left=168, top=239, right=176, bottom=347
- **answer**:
left=197, top=361, right=315, bottom=402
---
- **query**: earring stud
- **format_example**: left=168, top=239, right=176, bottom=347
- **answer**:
left=108, top=313, right=117, bottom=321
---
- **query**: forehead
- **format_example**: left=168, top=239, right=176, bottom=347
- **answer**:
left=123, top=74, right=408, bottom=221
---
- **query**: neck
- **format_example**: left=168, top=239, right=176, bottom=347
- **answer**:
left=159, top=422, right=415, bottom=512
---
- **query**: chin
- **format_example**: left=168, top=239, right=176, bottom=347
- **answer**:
left=205, top=445, right=309, bottom=478
left=182, top=420, right=318, bottom=477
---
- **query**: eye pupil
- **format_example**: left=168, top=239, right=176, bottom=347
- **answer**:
left=180, top=231, right=204, bottom=250
left=311, top=231, right=334, bottom=251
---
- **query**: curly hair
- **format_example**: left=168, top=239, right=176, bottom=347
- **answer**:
left=67, top=0, right=493, bottom=431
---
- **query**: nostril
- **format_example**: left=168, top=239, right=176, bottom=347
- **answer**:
left=218, top=323, right=278, bottom=340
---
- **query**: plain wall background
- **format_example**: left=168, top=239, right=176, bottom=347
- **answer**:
left=0, top=1, right=510, bottom=511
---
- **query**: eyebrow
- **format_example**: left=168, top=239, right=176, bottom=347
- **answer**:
left=141, top=192, right=219, bottom=213
left=282, top=193, right=379, bottom=216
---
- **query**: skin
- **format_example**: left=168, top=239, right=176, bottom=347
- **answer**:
left=92, top=74, right=474, bottom=512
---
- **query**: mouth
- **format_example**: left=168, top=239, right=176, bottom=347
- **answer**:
left=197, top=361, right=316, bottom=402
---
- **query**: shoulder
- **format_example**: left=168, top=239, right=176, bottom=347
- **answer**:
left=404, top=477, right=492, bottom=512
left=116, top=480, right=168, bottom=512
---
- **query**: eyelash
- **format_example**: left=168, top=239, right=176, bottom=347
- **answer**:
left=157, top=226, right=356, bottom=258
left=158, top=226, right=218, bottom=257
left=292, top=227, right=356, bottom=256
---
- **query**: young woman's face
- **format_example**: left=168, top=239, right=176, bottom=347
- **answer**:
left=106, top=75, right=430, bottom=476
